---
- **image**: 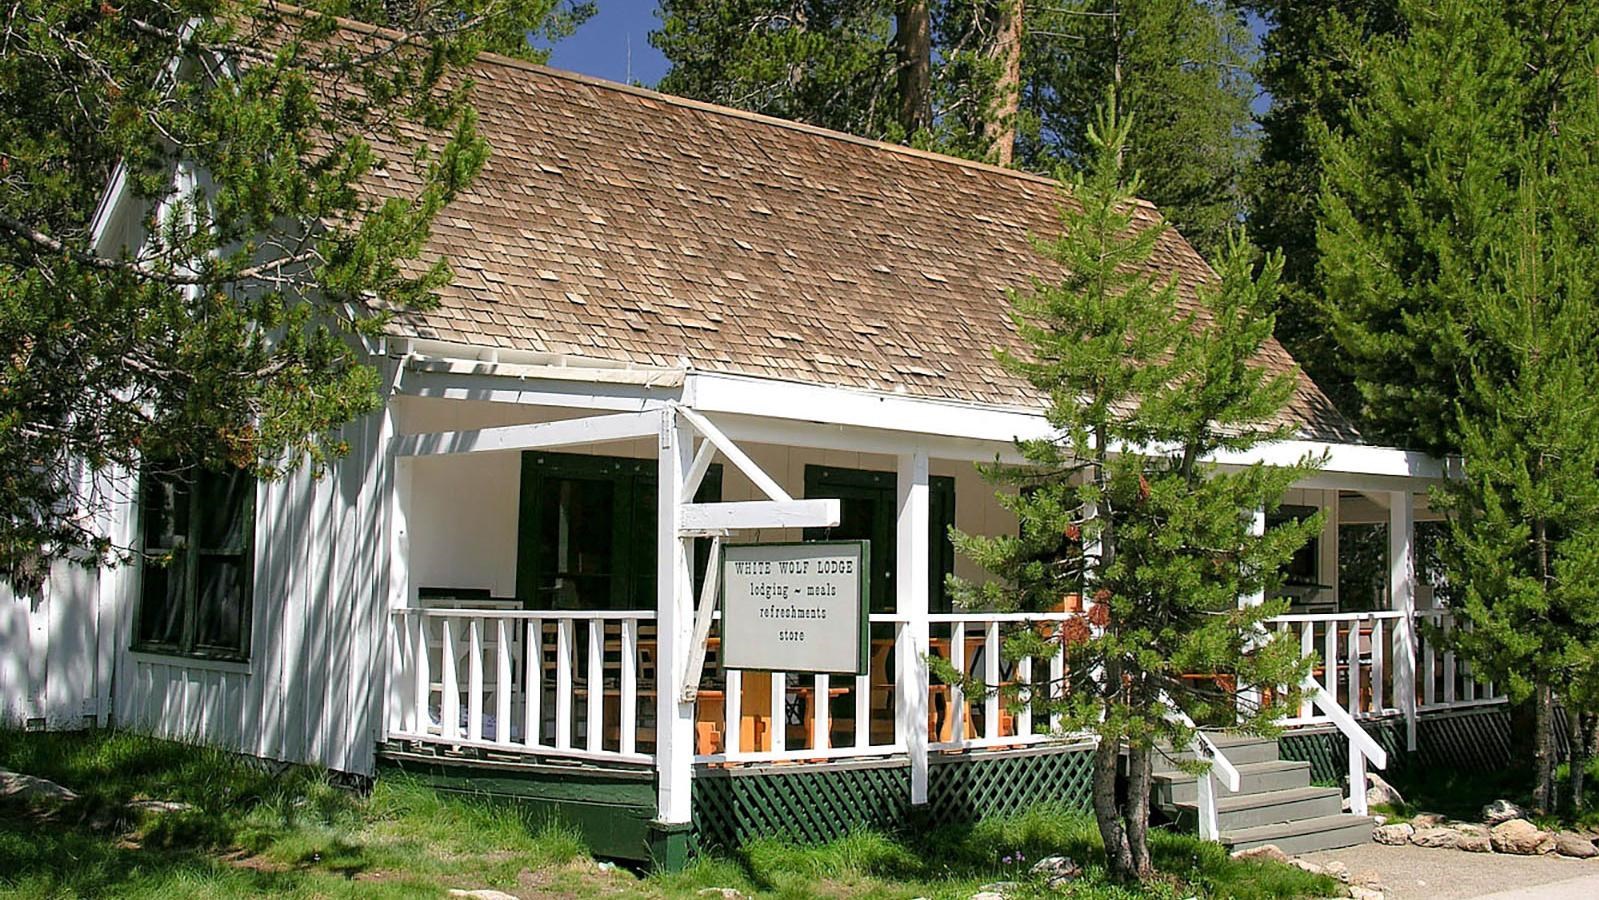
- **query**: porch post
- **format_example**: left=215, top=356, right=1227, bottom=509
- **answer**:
left=1320, top=489, right=1340, bottom=609
left=652, top=409, right=695, bottom=867
left=896, top=449, right=931, bottom=805
left=1389, top=490, right=1418, bottom=752
left=383, top=451, right=414, bottom=740
left=1238, top=506, right=1267, bottom=714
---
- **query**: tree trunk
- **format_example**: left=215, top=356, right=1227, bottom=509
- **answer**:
left=983, top=0, right=1025, bottom=166
left=1091, top=725, right=1135, bottom=879
left=895, top=1, right=932, bottom=135
left=1533, top=684, right=1557, bottom=814
left=1572, top=711, right=1589, bottom=814
left=1124, top=740, right=1154, bottom=879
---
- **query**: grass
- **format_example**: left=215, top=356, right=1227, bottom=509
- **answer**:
left=1, top=728, right=1340, bottom=899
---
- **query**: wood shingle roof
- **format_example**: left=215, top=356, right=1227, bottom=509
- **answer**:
left=381, top=44, right=1357, bottom=442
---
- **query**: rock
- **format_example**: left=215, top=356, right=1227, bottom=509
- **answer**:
left=1365, top=773, right=1405, bottom=808
left=1322, top=860, right=1351, bottom=883
left=1347, top=887, right=1385, bottom=900
left=1448, top=822, right=1490, bottom=838
left=1231, top=844, right=1289, bottom=864
left=0, top=768, right=78, bottom=804
left=1456, top=833, right=1492, bottom=853
left=127, top=800, right=193, bottom=815
left=1290, top=859, right=1327, bottom=876
left=978, top=883, right=1021, bottom=895
left=1555, top=832, right=1599, bottom=859
left=1372, top=815, right=1388, bottom=825
left=596, top=861, right=619, bottom=873
left=968, top=893, right=1005, bottom=900
left=1030, top=855, right=1080, bottom=885
left=1372, top=823, right=1414, bottom=845
left=1352, top=869, right=1386, bottom=889
left=447, top=891, right=520, bottom=900
left=1482, top=799, right=1527, bottom=826
left=1410, top=827, right=1461, bottom=850
left=1411, top=813, right=1448, bottom=829
left=695, top=891, right=747, bottom=900
left=1490, top=819, right=1556, bottom=855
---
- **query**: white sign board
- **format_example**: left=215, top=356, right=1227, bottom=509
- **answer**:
left=719, top=541, right=869, bottom=675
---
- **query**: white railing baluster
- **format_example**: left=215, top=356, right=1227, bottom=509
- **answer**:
left=854, top=662, right=871, bottom=750
left=440, top=617, right=459, bottom=741
left=770, top=672, right=786, bottom=754
left=1442, top=615, right=1457, bottom=705
left=556, top=618, right=573, bottom=749
left=415, top=614, right=431, bottom=736
left=950, top=622, right=966, bottom=745
left=984, top=621, right=1001, bottom=740
left=467, top=616, right=484, bottom=742
left=725, top=668, right=742, bottom=757
left=1346, top=618, right=1360, bottom=716
left=1048, top=623, right=1064, bottom=734
left=496, top=617, right=512, bottom=745
left=1017, top=653, right=1033, bottom=737
left=621, top=618, right=637, bottom=756
left=524, top=620, right=541, bottom=748
left=1300, top=623, right=1314, bottom=720
left=1323, top=619, right=1339, bottom=710
left=1422, top=613, right=1437, bottom=708
left=587, top=619, right=604, bottom=752
left=813, top=673, right=830, bottom=751
left=1372, top=618, right=1386, bottom=713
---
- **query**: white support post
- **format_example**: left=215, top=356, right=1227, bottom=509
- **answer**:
left=1239, top=507, right=1267, bottom=714
left=1321, top=489, right=1341, bottom=610
left=655, top=410, right=697, bottom=828
left=385, top=454, right=415, bottom=740
left=896, top=449, right=931, bottom=804
left=1390, top=490, right=1418, bottom=752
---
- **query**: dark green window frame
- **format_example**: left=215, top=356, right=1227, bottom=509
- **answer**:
left=802, top=465, right=956, bottom=613
left=132, top=463, right=256, bottom=662
left=516, top=451, right=722, bottom=611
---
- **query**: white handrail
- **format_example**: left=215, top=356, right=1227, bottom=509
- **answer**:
left=1160, top=692, right=1240, bottom=842
left=1303, top=674, right=1386, bottom=816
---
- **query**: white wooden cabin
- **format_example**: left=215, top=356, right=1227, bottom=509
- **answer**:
left=1, top=20, right=1509, bottom=864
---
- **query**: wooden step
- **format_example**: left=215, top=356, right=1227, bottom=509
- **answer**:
left=1152, top=734, right=1280, bottom=772
left=1175, top=785, right=1345, bottom=831
left=1152, top=759, right=1312, bottom=808
left=1222, top=813, right=1378, bottom=855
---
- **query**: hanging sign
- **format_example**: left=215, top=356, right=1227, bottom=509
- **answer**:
left=719, top=541, right=870, bottom=675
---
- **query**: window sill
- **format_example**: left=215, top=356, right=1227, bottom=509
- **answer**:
left=128, top=650, right=252, bottom=675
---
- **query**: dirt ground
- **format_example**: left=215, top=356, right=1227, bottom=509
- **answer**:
left=1301, top=843, right=1599, bottom=899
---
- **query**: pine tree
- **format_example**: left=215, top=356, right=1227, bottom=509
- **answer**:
left=0, top=0, right=588, bottom=584
left=1016, top=0, right=1256, bottom=257
left=949, top=98, right=1319, bottom=881
left=1241, top=0, right=1402, bottom=416
left=1316, top=0, right=1599, bottom=812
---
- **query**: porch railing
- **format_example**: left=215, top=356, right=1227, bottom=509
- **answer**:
left=388, top=607, right=656, bottom=766
left=1266, top=609, right=1505, bottom=728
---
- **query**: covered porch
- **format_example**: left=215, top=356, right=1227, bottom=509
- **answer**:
left=376, top=346, right=1504, bottom=860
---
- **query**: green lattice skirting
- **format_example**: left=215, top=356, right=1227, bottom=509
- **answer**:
left=1279, top=706, right=1514, bottom=785
left=692, top=744, right=1096, bottom=852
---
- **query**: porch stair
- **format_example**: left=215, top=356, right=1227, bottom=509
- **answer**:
left=1152, top=734, right=1375, bottom=855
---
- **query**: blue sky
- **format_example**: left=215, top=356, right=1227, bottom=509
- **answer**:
left=544, top=0, right=670, bottom=86
left=542, top=3, right=1270, bottom=115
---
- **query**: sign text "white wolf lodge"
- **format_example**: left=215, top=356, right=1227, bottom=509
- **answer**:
left=718, top=541, right=869, bottom=675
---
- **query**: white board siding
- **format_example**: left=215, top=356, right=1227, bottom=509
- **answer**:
left=0, top=466, right=134, bottom=731
left=113, top=362, right=397, bottom=775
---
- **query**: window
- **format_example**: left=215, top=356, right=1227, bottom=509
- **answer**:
left=1267, top=504, right=1322, bottom=587
left=134, top=464, right=256, bottom=661
left=516, top=452, right=721, bottom=610
left=802, top=466, right=957, bottom=613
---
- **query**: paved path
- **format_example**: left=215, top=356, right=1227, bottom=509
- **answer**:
left=1300, top=844, right=1599, bottom=899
